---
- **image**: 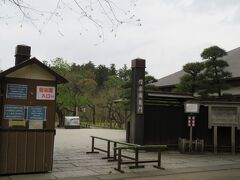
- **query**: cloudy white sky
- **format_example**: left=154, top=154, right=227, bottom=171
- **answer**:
left=0, top=0, right=240, bottom=79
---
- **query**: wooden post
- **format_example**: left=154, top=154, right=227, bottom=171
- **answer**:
left=231, top=126, right=235, bottom=154
left=189, top=126, right=193, bottom=152
left=130, top=59, right=145, bottom=145
left=213, top=126, right=218, bottom=154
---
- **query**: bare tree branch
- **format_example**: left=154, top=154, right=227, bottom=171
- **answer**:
left=1, top=0, right=141, bottom=38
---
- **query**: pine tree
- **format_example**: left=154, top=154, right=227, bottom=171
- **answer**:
left=201, top=46, right=232, bottom=96
left=176, top=62, right=205, bottom=95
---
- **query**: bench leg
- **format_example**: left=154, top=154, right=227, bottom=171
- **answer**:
left=102, top=140, right=111, bottom=159
left=153, top=151, right=164, bottom=170
left=86, top=137, right=99, bottom=154
left=129, top=149, right=145, bottom=169
left=114, top=149, right=124, bottom=173
left=108, top=142, right=117, bottom=161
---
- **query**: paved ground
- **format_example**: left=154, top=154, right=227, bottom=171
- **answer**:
left=1, top=129, right=240, bottom=180
left=126, top=169, right=240, bottom=180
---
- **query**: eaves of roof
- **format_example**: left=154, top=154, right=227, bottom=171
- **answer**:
left=0, top=57, right=68, bottom=84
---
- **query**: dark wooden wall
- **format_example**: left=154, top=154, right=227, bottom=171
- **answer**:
left=0, top=130, right=54, bottom=174
left=144, top=104, right=240, bottom=151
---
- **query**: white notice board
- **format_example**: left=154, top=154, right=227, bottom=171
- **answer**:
left=184, top=103, right=199, bottom=113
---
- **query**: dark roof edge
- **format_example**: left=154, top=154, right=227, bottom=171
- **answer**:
left=0, top=57, right=68, bottom=84
left=145, top=90, right=193, bottom=96
left=156, top=76, right=240, bottom=88
left=226, top=46, right=240, bottom=54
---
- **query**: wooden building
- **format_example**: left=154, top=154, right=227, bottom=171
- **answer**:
left=0, top=45, right=67, bottom=174
left=128, top=59, right=240, bottom=153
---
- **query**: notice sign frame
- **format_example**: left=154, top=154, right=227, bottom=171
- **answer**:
left=9, top=120, right=26, bottom=127
left=36, top=86, right=55, bottom=100
left=26, top=106, right=47, bottom=121
left=6, top=84, right=28, bottom=99
left=184, top=102, right=200, bottom=114
left=29, top=121, right=43, bottom=129
left=4, top=105, right=25, bottom=120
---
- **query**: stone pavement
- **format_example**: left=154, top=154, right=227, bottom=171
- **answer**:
left=0, top=129, right=240, bottom=180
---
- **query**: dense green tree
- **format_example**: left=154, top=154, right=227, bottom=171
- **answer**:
left=118, top=64, right=131, bottom=81
left=201, top=46, right=232, bottom=96
left=50, top=58, right=98, bottom=126
left=48, top=58, right=156, bottom=128
left=145, top=71, right=157, bottom=84
left=176, top=62, right=205, bottom=95
left=71, top=61, right=95, bottom=74
left=97, top=75, right=129, bottom=128
left=109, top=64, right=117, bottom=76
left=50, top=58, right=71, bottom=77
left=50, top=58, right=71, bottom=126
left=118, top=64, right=131, bottom=111
left=95, top=65, right=110, bottom=88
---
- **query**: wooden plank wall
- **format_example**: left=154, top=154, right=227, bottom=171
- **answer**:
left=0, top=131, right=54, bottom=174
left=144, top=105, right=240, bottom=151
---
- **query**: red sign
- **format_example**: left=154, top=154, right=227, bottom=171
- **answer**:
left=36, top=86, right=55, bottom=100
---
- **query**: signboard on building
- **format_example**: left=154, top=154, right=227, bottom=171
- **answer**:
left=26, top=106, right=47, bottom=121
left=184, top=102, right=199, bottom=114
left=6, top=84, right=27, bottom=99
left=36, top=86, right=55, bottom=100
left=137, top=79, right=144, bottom=114
left=208, top=106, right=240, bottom=129
left=3, top=105, right=25, bottom=120
left=29, top=121, right=43, bottom=129
left=9, top=120, right=26, bottom=127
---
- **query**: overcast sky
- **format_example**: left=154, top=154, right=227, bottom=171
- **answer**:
left=0, top=0, right=240, bottom=79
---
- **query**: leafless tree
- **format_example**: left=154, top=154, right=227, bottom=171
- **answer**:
left=0, top=0, right=141, bottom=39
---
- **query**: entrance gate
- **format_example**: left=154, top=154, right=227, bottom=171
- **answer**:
left=127, top=58, right=240, bottom=152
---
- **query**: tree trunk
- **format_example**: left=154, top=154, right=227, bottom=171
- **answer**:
left=108, top=103, right=113, bottom=129
left=191, top=75, right=196, bottom=96
left=56, top=107, right=64, bottom=127
left=92, top=105, right=96, bottom=124
left=124, top=110, right=128, bottom=129
left=88, top=104, right=96, bottom=124
left=75, top=106, right=79, bottom=116
left=218, top=89, right=222, bottom=97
